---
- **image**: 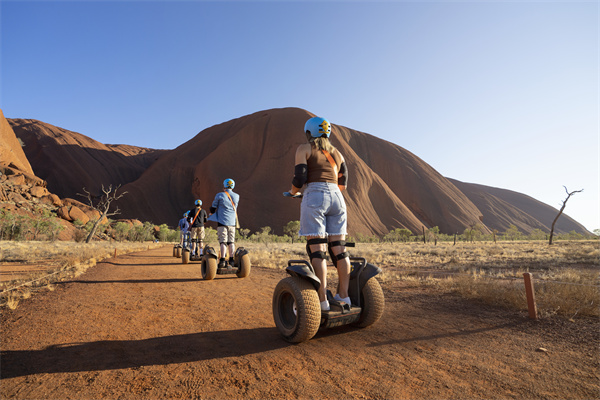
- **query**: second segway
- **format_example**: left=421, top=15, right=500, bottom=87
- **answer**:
left=200, top=245, right=251, bottom=280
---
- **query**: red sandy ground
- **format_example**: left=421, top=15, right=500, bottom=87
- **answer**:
left=1, top=246, right=598, bottom=399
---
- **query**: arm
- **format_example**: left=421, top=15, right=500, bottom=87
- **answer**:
left=290, top=144, right=310, bottom=194
left=210, top=195, right=219, bottom=214
left=334, top=149, right=348, bottom=191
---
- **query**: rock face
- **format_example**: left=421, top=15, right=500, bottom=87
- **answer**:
left=1, top=111, right=97, bottom=240
left=448, top=179, right=586, bottom=234
left=0, top=109, right=33, bottom=175
left=8, top=118, right=168, bottom=200
left=6, top=107, right=591, bottom=236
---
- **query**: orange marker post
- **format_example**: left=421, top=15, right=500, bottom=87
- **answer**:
left=523, top=273, right=538, bottom=320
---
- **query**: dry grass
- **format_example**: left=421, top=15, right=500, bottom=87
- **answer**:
left=242, top=240, right=599, bottom=319
left=0, top=241, right=163, bottom=308
left=2, top=239, right=598, bottom=318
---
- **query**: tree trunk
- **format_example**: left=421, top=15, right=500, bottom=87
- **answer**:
left=549, top=187, right=583, bottom=245
left=85, top=210, right=108, bottom=243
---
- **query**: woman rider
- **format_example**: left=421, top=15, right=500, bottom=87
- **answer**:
left=288, top=116, right=351, bottom=311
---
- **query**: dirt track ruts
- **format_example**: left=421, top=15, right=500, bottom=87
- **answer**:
left=1, top=246, right=598, bottom=399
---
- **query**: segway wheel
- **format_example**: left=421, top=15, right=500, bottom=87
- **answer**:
left=236, top=254, right=251, bottom=278
left=273, top=277, right=321, bottom=343
left=201, top=257, right=217, bottom=280
left=353, top=278, right=385, bottom=328
left=182, top=249, right=190, bottom=264
left=176, top=247, right=182, bottom=258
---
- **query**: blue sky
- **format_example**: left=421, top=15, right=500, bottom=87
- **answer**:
left=1, top=0, right=598, bottom=233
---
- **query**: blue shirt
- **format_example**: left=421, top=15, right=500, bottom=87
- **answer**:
left=178, top=217, right=189, bottom=231
left=210, top=189, right=239, bottom=226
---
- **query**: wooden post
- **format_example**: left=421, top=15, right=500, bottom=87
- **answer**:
left=523, top=273, right=538, bottom=320
left=422, top=227, right=426, bottom=244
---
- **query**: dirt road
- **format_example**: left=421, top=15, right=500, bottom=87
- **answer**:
left=1, top=246, right=598, bottom=399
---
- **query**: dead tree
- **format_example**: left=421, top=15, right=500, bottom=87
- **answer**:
left=79, top=184, right=127, bottom=243
left=549, top=186, right=583, bottom=245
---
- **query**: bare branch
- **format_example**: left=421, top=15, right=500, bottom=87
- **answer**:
left=549, top=186, right=584, bottom=245
left=80, top=184, right=128, bottom=243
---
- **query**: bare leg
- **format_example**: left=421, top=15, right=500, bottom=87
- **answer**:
left=220, top=243, right=227, bottom=260
left=228, top=243, right=235, bottom=259
left=308, top=235, right=328, bottom=302
left=329, top=234, right=350, bottom=298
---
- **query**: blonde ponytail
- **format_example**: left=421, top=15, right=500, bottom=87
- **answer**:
left=310, top=137, right=334, bottom=153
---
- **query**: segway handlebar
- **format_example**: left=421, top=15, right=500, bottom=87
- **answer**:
left=287, top=259, right=311, bottom=268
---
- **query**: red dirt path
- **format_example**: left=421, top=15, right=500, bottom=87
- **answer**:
left=1, top=246, right=598, bottom=399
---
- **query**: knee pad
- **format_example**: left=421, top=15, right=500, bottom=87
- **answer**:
left=227, top=241, right=234, bottom=246
left=306, top=238, right=328, bottom=263
left=327, top=240, right=355, bottom=266
left=191, top=238, right=197, bottom=244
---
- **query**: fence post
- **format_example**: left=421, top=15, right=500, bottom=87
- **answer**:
left=523, top=273, right=538, bottom=320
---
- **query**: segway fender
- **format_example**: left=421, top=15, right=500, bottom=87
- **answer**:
left=234, top=247, right=249, bottom=266
left=285, top=260, right=321, bottom=291
left=348, top=258, right=381, bottom=308
left=203, top=245, right=218, bottom=259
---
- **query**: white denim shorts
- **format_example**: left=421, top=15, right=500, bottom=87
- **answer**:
left=299, top=182, right=347, bottom=237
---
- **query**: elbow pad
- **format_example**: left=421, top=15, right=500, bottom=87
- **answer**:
left=292, top=164, right=308, bottom=188
left=338, top=162, right=348, bottom=186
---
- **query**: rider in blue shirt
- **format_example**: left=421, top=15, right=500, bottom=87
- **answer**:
left=209, top=178, right=239, bottom=268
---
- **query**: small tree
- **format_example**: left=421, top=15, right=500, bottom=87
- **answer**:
left=549, top=186, right=583, bottom=245
left=503, top=224, right=522, bottom=241
left=257, top=226, right=273, bottom=247
left=79, top=184, right=127, bottom=243
left=239, top=228, right=251, bottom=240
left=283, top=220, right=300, bottom=244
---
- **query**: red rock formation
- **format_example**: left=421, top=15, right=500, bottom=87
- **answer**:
left=0, top=109, right=33, bottom=175
left=114, top=108, right=488, bottom=235
left=449, top=179, right=589, bottom=235
left=8, top=118, right=167, bottom=199
left=7, top=108, right=590, bottom=237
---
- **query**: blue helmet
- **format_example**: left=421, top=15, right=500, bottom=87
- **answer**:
left=305, top=117, right=331, bottom=138
left=183, top=212, right=188, bottom=217
left=223, top=178, right=235, bottom=189
left=195, top=199, right=202, bottom=206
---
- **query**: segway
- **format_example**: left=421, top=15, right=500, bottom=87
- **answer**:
left=200, top=245, right=251, bottom=280
left=272, top=257, right=385, bottom=343
left=181, top=232, right=195, bottom=264
left=173, top=231, right=190, bottom=258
